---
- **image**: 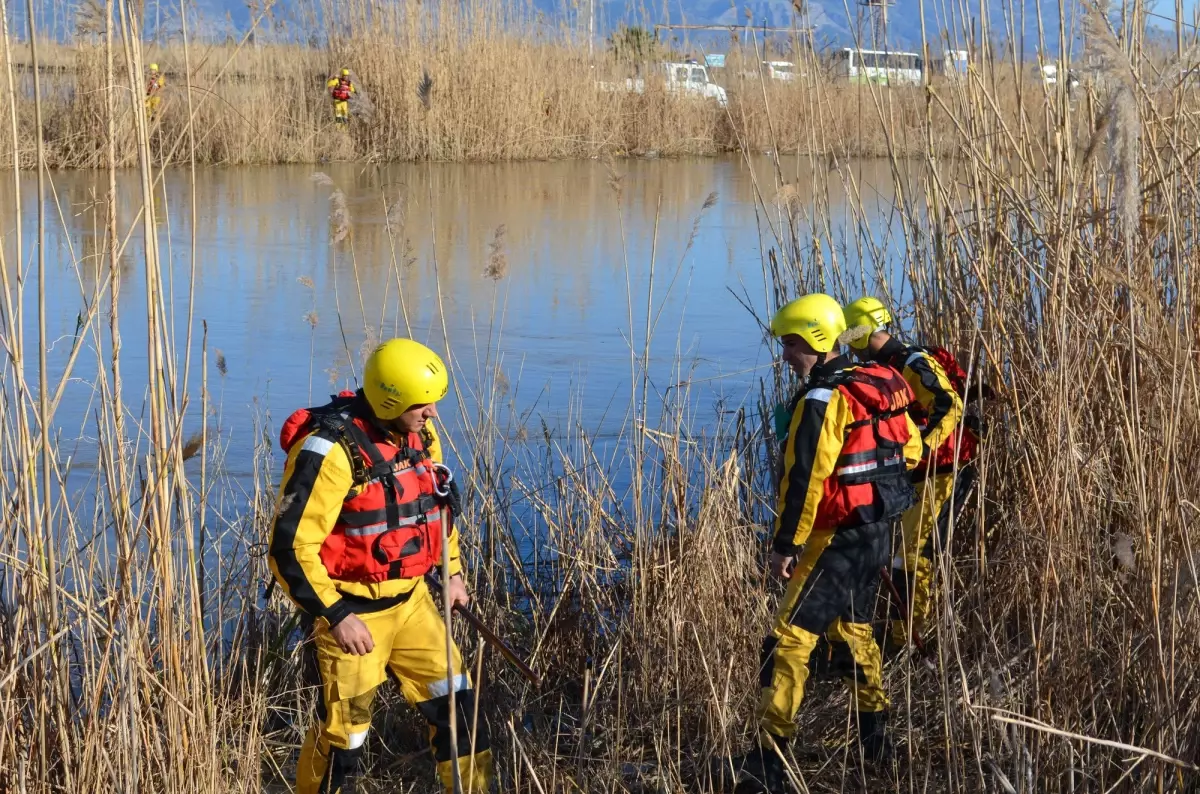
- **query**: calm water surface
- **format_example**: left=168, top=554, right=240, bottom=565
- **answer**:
left=15, top=156, right=908, bottom=484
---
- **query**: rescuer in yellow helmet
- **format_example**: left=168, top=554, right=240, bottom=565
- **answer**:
left=843, top=296, right=980, bottom=655
left=145, top=62, right=165, bottom=120
left=728, top=295, right=924, bottom=790
left=269, top=338, right=493, bottom=793
left=327, top=67, right=356, bottom=124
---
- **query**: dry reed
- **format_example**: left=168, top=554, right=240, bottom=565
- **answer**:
left=0, top=5, right=1086, bottom=169
left=1, top=0, right=1199, bottom=792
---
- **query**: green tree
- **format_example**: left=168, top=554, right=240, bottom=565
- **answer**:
left=608, top=25, right=658, bottom=64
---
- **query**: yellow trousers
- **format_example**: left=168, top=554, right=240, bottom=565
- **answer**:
left=332, top=100, right=349, bottom=121
left=756, top=523, right=890, bottom=744
left=890, top=472, right=957, bottom=647
left=145, top=94, right=162, bottom=118
left=297, top=580, right=493, bottom=793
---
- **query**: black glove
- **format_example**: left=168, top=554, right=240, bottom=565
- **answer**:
left=445, top=477, right=463, bottom=516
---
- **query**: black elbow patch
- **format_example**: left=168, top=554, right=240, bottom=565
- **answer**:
left=269, top=449, right=336, bottom=616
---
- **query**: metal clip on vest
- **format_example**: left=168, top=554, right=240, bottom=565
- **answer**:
left=431, top=462, right=453, bottom=497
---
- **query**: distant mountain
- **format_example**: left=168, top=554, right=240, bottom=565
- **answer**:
left=597, top=0, right=1072, bottom=53
left=184, top=0, right=1079, bottom=55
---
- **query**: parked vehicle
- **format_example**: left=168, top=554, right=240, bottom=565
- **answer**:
left=1040, top=64, right=1080, bottom=90
left=598, top=62, right=729, bottom=107
left=830, top=48, right=923, bottom=86
left=763, top=61, right=796, bottom=81
left=940, top=50, right=969, bottom=76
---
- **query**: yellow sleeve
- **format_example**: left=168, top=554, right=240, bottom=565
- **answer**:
left=424, top=421, right=463, bottom=577
left=326, top=77, right=339, bottom=88
left=268, top=433, right=356, bottom=627
left=773, top=387, right=849, bottom=554
left=902, top=413, right=924, bottom=469
left=903, top=352, right=963, bottom=452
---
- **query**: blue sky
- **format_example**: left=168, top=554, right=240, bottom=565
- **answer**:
left=10, top=0, right=1200, bottom=41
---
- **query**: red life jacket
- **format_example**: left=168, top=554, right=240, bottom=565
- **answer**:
left=807, top=363, right=918, bottom=530
left=146, top=75, right=162, bottom=96
left=279, top=391, right=449, bottom=584
left=891, top=345, right=981, bottom=475
left=331, top=77, right=352, bottom=101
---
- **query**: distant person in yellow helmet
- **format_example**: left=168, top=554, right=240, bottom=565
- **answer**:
left=842, top=296, right=982, bottom=655
left=327, top=67, right=356, bottom=124
left=145, top=62, right=165, bottom=120
left=269, top=338, right=493, bottom=793
left=728, top=294, right=923, bottom=791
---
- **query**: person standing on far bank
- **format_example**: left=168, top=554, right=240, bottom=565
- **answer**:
left=145, top=63, right=165, bottom=119
left=732, top=294, right=923, bottom=792
left=269, top=338, right=492, bottom=793
left=327, top=68, right=356, bottom=124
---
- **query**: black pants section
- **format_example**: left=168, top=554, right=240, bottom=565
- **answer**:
left=320, top=746, right=364, bottom=794
left=415, top=689, right=492, bottom=763
left=786, top=521, right=892, bottom=635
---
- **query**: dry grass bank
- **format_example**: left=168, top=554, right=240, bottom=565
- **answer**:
left=0, top=6, right=1108, bottom=168
left=1, top=0, right=1200, bottom=792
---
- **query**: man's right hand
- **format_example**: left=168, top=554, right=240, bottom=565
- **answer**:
left=769, top=550, right=796, bottom=580
left=329, top=613, right=374, bottom=656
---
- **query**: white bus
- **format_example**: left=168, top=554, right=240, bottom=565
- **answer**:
left=831, top=48, right=923, bottom=85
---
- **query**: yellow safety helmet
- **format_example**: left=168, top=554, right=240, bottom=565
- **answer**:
left=770, top=293, right=846, bottom=354
left=149, top=63, right=159, bottom=71
left=362, top=338, right=449, bottom=420
left=341, top=68, right=350, bottom=76
left=842, top=296, right=893, bottom=350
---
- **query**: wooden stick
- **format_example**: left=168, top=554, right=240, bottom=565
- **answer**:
left=427, top=576, right=542, bottom=689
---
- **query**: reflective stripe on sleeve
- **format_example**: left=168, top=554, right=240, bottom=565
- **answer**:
left=301, top=436, right=336, bottom=457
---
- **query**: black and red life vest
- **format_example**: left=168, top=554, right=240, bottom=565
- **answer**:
left=279, top=391, right=451, bottom=584
left=331, top=77, right=352, bottom=101
left=805, top=362, right=917, bottom=529
left=886, top=345, right=980, bottom=476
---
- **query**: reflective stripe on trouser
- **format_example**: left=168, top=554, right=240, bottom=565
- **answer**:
left=332, top=100, right=349, bottom=120
left=890, top=472, right=957, bottom=647
left=296, top=579, right=493, bottom=794
left=756, top=523, right=891, bottom=744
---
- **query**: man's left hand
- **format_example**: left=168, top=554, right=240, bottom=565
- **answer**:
left=446, top=574, right=471, bottom=609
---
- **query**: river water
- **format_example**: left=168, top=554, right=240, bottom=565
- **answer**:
left=9, top=155, right=907, bottom=499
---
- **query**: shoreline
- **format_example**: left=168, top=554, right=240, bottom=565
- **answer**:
left=1, top=38, right=1058, bottom=170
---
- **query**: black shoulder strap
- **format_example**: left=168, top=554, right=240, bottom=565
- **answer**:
left=306, top=396, right=375, bottom=487
left=339, top=419, right=396, bottom=484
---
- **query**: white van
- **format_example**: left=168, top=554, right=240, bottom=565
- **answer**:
left=763, top=61, right=796, bottom=81
left=599, top=62, right=729, bottom=108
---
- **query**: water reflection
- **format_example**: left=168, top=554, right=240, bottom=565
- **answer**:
left=3, top=156, right=907, bottom=475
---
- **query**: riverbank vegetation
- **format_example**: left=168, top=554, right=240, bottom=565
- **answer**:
left=0, top=0, right=1167, bottom=168
left=2, top=0, right=1200, bottom=791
